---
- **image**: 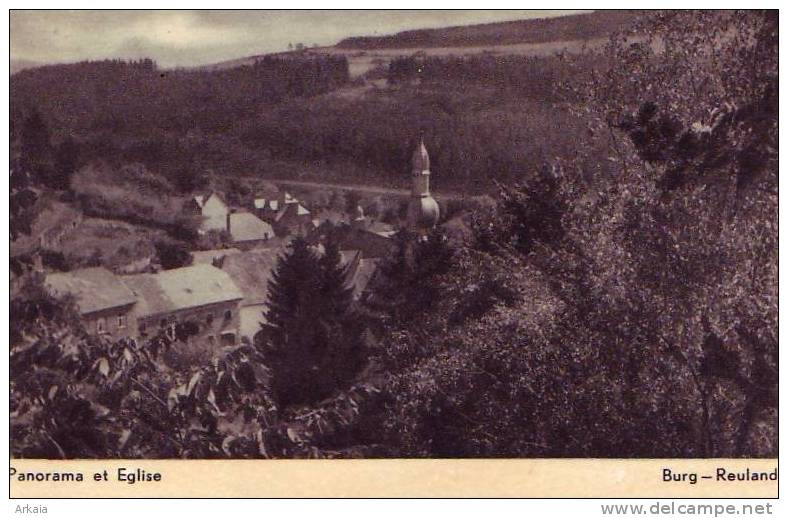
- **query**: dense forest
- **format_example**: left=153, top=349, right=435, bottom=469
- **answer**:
left=11, top=51, right=608, bottom=192
left=11, top=10, right=778, bottom=459
left=337, top=10, right=638, bottom=49
left=10, top=55, right=352, bottom=185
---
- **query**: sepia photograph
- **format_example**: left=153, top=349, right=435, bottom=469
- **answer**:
left=7, top=7, right=778, bottom=497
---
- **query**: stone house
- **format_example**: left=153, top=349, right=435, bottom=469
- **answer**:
left=45, top=267, right=138, bottom=341
left=121, top=264, right=244, bottom=347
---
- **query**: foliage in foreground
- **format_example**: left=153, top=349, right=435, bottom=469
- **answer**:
left=10, top=276, right=377, bottom=459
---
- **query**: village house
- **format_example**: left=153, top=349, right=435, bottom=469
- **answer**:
left=45, top=266, right=138, bottom=341
left=252, top=197, right=280, bottom=221
left=184, top=192, right=230, bottom=233
left=254, top=191, right=314, bottom=236
left=121, top=264, right=244, bottom=347
left=44, top=264, right=245, bottom=347
left=227, top=211, right=274, bottom=249
left=331, top=221, right=397, bottom=259
left=273, top=201, right=313, bottom=235
left=185, top=191, right=274, bottom=248
left=218, top=248, right=281, bottom=343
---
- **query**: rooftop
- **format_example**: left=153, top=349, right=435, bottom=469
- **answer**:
left=46, top=266, right=137, bottom=315
left=220, top=249, right=281, bottom=306
left=229, top=212, right=274, bottom=243
left=121, top=264, right=243, bottom=318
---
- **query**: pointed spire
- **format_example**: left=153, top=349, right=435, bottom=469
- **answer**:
left=411, top=136, right=430, bottom=172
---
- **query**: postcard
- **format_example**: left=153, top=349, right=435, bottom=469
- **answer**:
left=8, top=8, right=778, bottom=499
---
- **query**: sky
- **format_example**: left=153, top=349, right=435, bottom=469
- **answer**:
left=10, top=10, right=587, bottom=68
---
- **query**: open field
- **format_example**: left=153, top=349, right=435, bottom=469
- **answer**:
left=315, top=38, right=606, bottom=78
left=201, top=37, right=606, bottom=79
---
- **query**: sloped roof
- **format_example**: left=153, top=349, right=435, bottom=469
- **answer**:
left=46, top=267, right=136, bottom=315
left=275, top=202, right=311, bottom=223
left=119, top=274, right=161, bottom=318
left=229, top=212, right=274, bottom=243
left=193, top=195, right=205, bottom=208
left=203, top=191, right=227, bottom=207
left=220, top=249, right=281, bottom=306
left=121, top=264, right=243, bottom=318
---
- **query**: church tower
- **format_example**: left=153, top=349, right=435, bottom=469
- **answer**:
left=406, top=139, right=440, bottom=233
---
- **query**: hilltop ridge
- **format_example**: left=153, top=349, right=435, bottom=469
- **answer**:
left=336, top=10, right=638, bottom=49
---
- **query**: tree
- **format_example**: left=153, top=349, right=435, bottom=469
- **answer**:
left=344, top=190, right=363, bottom=215
left=52, top=137, right=78, bottom=191
left=262, top=237, right=366, bottom=407
left=173, top=165, right=208, bottom=194
left=368, top=10, right=777, bottom=458
left=20, top=109, right=52, bottom=168
left=559, top=9, right=778, bottom=457
left=368, top=227, right=455, bottom=327
left=154, top=240, right=193, bottom=270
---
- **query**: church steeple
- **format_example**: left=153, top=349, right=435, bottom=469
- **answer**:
left=407, top=138, right=440, bottom=232
left=410, top=137, right=431, bottom=198
left=411, top=138, right=430, bottom=175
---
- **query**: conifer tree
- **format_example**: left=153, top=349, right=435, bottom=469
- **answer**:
left=319, top=237, right=354, bottom=315
left=262, top=237, right=365, bottom=407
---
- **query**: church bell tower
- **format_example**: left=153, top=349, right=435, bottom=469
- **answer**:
left=406, top=138, right=440, bottom=233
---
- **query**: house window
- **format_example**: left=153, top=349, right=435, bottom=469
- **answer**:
left=97, top=318, right=106, bottom=334
left=206, top=313, right=214, bottom=326
left=117, top=315, right=126, bottom=329
left=224, top=310, right=232, bottom=320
